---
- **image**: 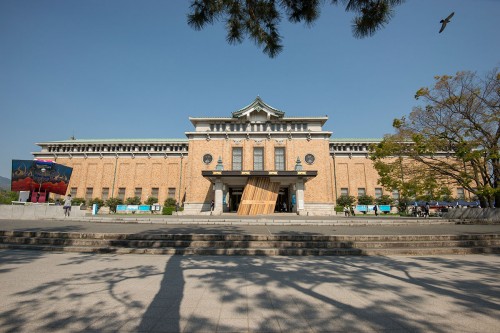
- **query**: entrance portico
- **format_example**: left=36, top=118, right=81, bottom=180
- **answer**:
left=202, top=170, right=317, bottom=215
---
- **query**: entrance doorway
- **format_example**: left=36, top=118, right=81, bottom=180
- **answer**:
left=229, top=188, right=243, bottom=212
left=276, top=187, right=290, bottom=212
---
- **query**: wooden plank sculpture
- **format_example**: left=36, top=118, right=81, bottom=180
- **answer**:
left=237, top=177, right=280, bottom=215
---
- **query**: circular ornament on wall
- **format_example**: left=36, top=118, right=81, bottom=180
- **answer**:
left=305, top=153, right=315, bottom=165
left=203, top=154, right=213, bottom=164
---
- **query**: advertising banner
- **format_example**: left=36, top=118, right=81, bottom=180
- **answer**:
left=11, top=160, right=73, bottom=195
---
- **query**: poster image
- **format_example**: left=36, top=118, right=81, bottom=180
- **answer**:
left=11, top=160, right=73, bottom=195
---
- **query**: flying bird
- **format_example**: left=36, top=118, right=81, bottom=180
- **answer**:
left=439, top=12, right=454, bottom=33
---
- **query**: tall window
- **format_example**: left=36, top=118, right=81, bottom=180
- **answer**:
left=275, top=147, right=285, bottom=171
left=357, top=188, right=366, bottom=197
left=168, top=188, right=176, bottom=199
left=134, top=187, right=142, bottom=199
left=70, top=187, right=77, bottom=197
left=392, top=189, right=400, bottom=200
left=375, top=188, right=383, bottom=199
left=151, top=187, right=159, bottom=198
left=340, top=188, right=349, bottom=196
left=253, top=147, right=264, bottom=171
left=85, top=187, right=93, bottom=201
left=457, top=187, right=465, bottom=199
left=118, top=188, right=126, bottom=200
left=102, top=188, right=109, bottom=201
left=232, top=147, right=242, bottom=171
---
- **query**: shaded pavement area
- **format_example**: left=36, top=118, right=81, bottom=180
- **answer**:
left=0, top=250, right=499, bottom=333
left=0, top=218, right=499, bottom=236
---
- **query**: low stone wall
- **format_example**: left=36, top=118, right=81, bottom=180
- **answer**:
left=0, top=204, right=87, bottom=219
left=443, top=208, right=499, bottom=222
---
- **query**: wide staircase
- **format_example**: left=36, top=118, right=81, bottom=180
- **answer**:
left=0, top=231, right=499, bottom=255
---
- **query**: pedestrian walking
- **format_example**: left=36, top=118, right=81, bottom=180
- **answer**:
left=350, top=206, right=355, bottom=216
left=210, top=200, right=214, bottom=214
left=63, top=194, right=72, bottom=217
left=343, top=206, right=349, bottom=217
left=373, top=204, right=378, bottom=216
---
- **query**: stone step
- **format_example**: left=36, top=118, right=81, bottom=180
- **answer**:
left=0, top=243, right=498, bottom=256
left=1, top=230, right=499, bottom=242
left=1, top=236, right=499, bottom=249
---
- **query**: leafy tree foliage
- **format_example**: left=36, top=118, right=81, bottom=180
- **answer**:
left=336, top=194, right=356, bottom=208
left=125, top=196, right=141, bottom=205
left=145, top=197, right=159, bottom=205
left=71, top=197, right=86, bottom=206
left=375, top=194, right=393, bottom=205
left=357, top=194, right=374, bottom=205
left=88, top=198, right=105, bottom=211
left=371, top=68, right=500, bottom=208
left=164, top=198, right=177, bottom=207
left=105, top=197, right=124, bottom=213
left=0, top=190, right=18, bottom=204
left=188, top=0, right=405, bottom=57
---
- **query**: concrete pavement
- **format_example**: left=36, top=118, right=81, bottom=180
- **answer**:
left=0, top=218, right=499, bottom=236
left=0, top=250, right=499, bottom=333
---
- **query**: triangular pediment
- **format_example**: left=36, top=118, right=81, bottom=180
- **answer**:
left=232, top=97, right=285, bottom=121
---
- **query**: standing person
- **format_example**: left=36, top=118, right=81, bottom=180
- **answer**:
left=425, top=202, right=430, bottom=218
left=210, top=199, right=214, bottom=213
left=63, top=194, right=72, bottom=217
left=282, top=201, right=287, bottom=213
left=343, top=206, right=349, bottom=217
left=373, top=204, right=378, bottom=216
left=350, top=206, right=355, bottom=217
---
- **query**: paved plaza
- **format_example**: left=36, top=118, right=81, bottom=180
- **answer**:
left=0, top=249, right=499, bottom=333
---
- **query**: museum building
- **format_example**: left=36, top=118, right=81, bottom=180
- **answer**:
left=32, top=98, right=395, bottom=215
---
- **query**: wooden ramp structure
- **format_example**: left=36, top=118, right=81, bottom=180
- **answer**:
left=237, top=177, right=280, bottom=215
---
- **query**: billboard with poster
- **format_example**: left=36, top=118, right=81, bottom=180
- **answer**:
left=11, top=160, right=73, bottom=195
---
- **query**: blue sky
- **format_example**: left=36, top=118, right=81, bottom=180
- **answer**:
left=1, top=0, right=499, bottom=178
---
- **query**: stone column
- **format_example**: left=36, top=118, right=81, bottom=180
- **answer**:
left=214, top=178, right=224, bottom=215
left=295, top=178, right=305, bottom=214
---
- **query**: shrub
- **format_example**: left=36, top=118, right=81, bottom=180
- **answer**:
left=71, top=197, right=86, bottom=206
left=334, top=205, right=344, bottom=213
left=88, top=198, right=105, bottom=211
left=125, top=196, right=141, bottom=205
left=336, top=195, right=356, bottom=208
left=164, top=198, right=177, bottom=207
left=357, top=194, right=374, bottom=205
left=0, top=190, right=18, bottom=204
left=375, top=195, right=394, bottom=205
left=145, top=197, right=158, bottom=205
left=105, top=197, right=124, bottom=213
left=162, top=206, right=175, bottom=215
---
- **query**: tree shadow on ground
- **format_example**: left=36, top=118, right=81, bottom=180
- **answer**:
left=137, top=254, right=500, bottom=332
left=1, top=250, right=499, bottom=332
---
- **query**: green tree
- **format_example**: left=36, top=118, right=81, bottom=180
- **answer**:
left=125, top=196, right=141, bottom=205
left=336, top=194, right=356, bottom=208
left=164, top=198, right=177, bottom=207
left=371, top=68, right=500, bottom=208
left=105, top=197, right=124, bottom=213
left=145, top=197, right=159, bottom=205
left=88, top=198, right=105, bottom=211
left=0, top=190, right=18, bottom=204
left=375, top=194, right=394, bottom=205
left=71, top=197, right=86, bottom=206
left=188, top=0, right=405, bottom=57
left=357, top=194, right=374, bottom=205
left=162, top=198, right=178, bottom=215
